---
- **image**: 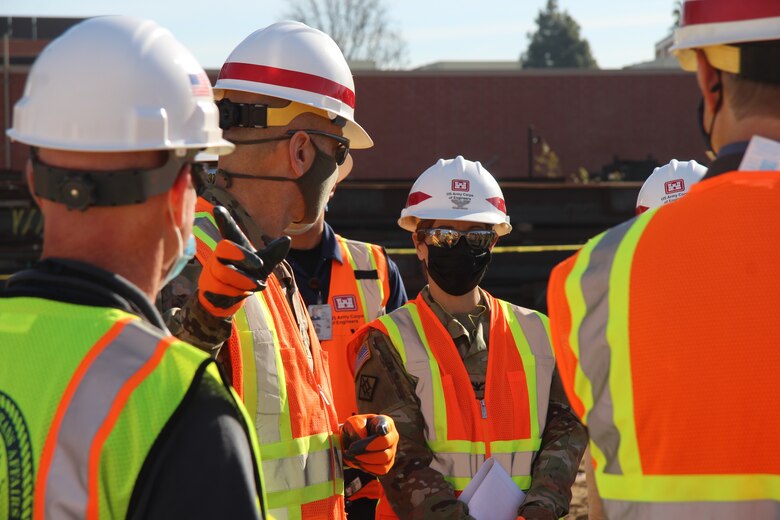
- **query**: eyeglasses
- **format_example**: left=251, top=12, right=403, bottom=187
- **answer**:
left=417, top=228, right=497, bottom=249
left=229, top=129, right=350, bottom=165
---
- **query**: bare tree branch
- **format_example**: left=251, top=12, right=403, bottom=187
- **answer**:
left=283, top=0, right=408, bottom=69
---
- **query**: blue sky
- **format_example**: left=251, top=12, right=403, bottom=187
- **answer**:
left=4, top=0, right=677, bottom=69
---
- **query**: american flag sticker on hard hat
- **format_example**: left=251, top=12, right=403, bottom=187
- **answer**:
left=189, top=72, right=211, bottom=97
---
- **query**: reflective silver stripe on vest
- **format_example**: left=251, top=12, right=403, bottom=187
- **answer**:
left=578, top=219, right=634, bottom=475
left=492, top=451, right=536, bottom=481
left=386, top=306, right=439, bottom=441
left=510, top=306, right=554, bottom=436
left=44, top=321, right=164, bottom=519
left=243, top=293, right=286, bottom=444
left=195, top=214, right=221, bottom=244
left=262, top=443, right=341, bottom=494
left=343, top=239, right=385, bottom=321
left=268, top=507, right=289, bottom=520
left=430, top=451, right=535, bottom=481
left=430, top=452, right=486, bottom=479
left=603, top=499, right=780, bottom=520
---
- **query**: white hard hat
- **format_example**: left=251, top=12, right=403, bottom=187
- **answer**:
left=213, top=21, right=373, bottom=149
left=636, top=159, right=707, bottom=215
left=671, top=0, right=780, bottom=76
left=399, top=156, right=512, bottom=236
left=7, top=16, right=233, bottom=155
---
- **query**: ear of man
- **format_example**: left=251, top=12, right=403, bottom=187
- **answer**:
left=695, top=50, right=723, bottom=123
left=287, top=130, right=315, bottom=180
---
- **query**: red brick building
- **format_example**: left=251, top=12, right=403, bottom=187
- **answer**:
left=345, top=69, right=705, bottom=181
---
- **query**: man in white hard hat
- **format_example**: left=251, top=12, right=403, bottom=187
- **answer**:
left=161, top=21, right=398, bottom=520
left=1, top=16, right=265, bottom=519
left=347, top=157, right=587, bottom=520
left=287, top=157, right=408, bottom=518
left=547, top=0, right=780, bottom=517
left=636, top=159, right=707, bottom=214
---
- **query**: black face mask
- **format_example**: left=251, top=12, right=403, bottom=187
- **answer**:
left=215, top=141, right=338, bottom=225
left=426, top=239, right=492, bottom=296
left=285, top=144, right=339, bottom=225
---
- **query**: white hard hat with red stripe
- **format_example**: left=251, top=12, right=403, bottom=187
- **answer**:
left=636, top=159, right=707, bottom=215
left=214, top=21, right=373, bottom=149
left=672, top=0, right=780, bottom=80
left=399, top=156, right=512, bottom=236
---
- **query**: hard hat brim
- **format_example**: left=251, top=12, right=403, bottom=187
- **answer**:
left=343, top=119, right=373, bottom=149
left=6, top=128, right=236, bottom=156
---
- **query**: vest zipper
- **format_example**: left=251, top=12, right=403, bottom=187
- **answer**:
left=480, top=398, right=491, bottom=459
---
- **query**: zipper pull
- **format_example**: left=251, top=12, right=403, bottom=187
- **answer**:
left=480, top=399, right=487, bottom=419
left=318, top=384, right=332, bottom=406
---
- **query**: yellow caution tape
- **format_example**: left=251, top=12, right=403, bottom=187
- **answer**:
left=385, top=244, right=583, bottom=255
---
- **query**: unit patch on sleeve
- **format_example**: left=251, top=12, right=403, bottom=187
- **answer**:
left=358, top=375, right=378, bottom=402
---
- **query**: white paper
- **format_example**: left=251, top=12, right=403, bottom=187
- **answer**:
left=458, top=458, right=526, bottom=520
left=739, top=135, right=780, bottom=171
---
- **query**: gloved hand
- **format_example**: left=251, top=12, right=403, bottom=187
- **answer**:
left=341, top=414, right=399, bottom=476
left=198, top=206, right=291, bottom=318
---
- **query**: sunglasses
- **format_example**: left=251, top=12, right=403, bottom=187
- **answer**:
left=229, top=129, right=350, bottom=165
left=417, top=228, right=497, bottom=250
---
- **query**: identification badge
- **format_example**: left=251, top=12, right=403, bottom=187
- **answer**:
left=308, top=304, right=333, bottom=341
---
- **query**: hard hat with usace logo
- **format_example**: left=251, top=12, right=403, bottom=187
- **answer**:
left=398, top=156, right=512, bottom=236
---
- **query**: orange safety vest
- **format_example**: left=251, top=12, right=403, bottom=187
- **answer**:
left=193, top=198, right=345, bottom=520
left=322, top=235, right=391, bottom=422
left=548, top=170, right=780, bottom=519
left=349, top=292, right=555, bottom=519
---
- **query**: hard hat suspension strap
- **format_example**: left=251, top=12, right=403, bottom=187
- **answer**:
left=218, top=99, right=346, bottom=130
left=30, top=149, right=198, bottom=211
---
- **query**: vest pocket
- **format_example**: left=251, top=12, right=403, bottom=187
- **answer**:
left=441, top=373, right=472, bottom=439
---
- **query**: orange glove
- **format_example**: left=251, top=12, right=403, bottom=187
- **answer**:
left=341, top=414, right=399, bottom=476
left=198, top=206, right=290, bottom=318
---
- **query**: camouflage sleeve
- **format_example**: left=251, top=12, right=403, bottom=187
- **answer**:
left=518, top=367, right=588, bottom=520
left=355, top=330, right=475, bottom=520
left=157, top=260, right=232, bottom=356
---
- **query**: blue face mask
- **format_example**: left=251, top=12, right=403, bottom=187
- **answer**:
left=161, top=234, right=195, bottom=288
left=161, top=203, right=197, bottom=288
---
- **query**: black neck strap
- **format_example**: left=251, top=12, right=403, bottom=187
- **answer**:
left=31, top=149, right=197, bottom=211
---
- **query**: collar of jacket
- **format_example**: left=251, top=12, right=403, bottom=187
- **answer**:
left=2, top=258, right=167, bottom=331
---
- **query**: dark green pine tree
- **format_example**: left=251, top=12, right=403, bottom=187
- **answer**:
left=521, top=0, right=598, bottom=69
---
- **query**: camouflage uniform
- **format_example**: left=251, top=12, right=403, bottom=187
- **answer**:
left=159, top=185, right=313, bottom=371
left=354, top=287, right=587, bottom=520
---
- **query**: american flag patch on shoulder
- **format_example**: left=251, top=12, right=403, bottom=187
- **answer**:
left=354, top=343, right=371, bottom=375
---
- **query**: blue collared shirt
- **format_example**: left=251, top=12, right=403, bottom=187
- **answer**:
left=287, top=222, right=408, bottom=312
